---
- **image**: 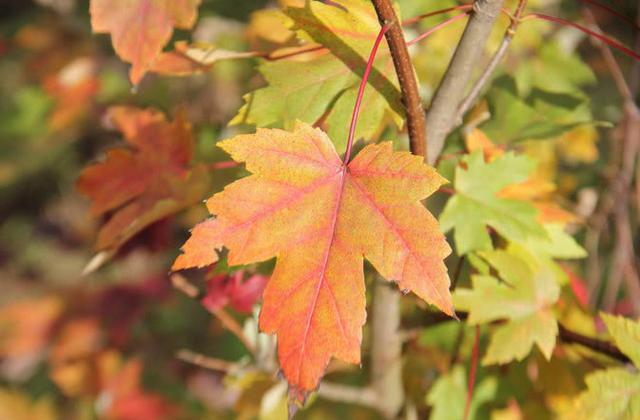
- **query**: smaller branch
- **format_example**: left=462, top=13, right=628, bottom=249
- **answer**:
left=417, top=311, right=632, bottom=363
left=407, top=13, right=470, bottom=47
left=578, top=0, right=640, bottom=30
left=456, top=0, right=527, bottom=123
left=212, top=306, right=257, bottom=355
left=316, top=383, right=378, bottom=408
left=583, top=10, right=636, bottom=106
left=171, top=273, right=202, bottom=299
left=371, top=279, right=404, bottom=418
left=425, top=0, right=506, bottom=164
left=558, top=323, right=631, bottom=363
left=176, top=349, right=236, bottom=372
left=373, top=0, right=428, bottom=158
left=171, top=274, right=256, bottom=355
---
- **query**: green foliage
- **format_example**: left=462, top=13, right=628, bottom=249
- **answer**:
left=518, top=223, right=586, bottom=260
left=455, top=247, right=560, bottom=364
left=568, top=368, right=640, bottom=420
left=231, top=0, right=403, bottom=149
left=602, top=314, right=640, bottom=367
left=426, top=365, right=497, bottom=420
left=480, top=76, right=597, bottom=143
left=1, top=0, right=637, bottom=418
left=514, top=42, right=596, bottom=95
left=565, top=315, right=640, bottom=419
left=439, top=151, right=547, bottom=255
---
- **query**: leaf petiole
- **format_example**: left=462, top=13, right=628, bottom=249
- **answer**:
left=343, top=23, right=391, bottom=164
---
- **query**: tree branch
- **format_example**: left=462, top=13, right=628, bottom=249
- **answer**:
left=371, top=280, right=404, bottom=418
left=425, top=0, right=505, bottom=163
left=455, top=0, right=527, bottom=124
left=557, top=324, right=631, bottom=363
left=372, top=0, right=428, bottom=159
left=366, top=2, right=431, bottom=417
left=413, top=311, right=632, bottom=363
left=171, top=274, right=257, bottom=355
left=582, top=9, right=640, bottom=315
left=316, top=382, right=378, bottom=408
left=176, top=349, right=237, bottom=372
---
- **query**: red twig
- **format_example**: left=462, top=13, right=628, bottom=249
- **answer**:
left=344, top=24, right=391, bottom=164
left=407, top=13, right=470, bottom=47
left=463, top=325, right=481, bottom=420
left=524, top=13, right=640, bottom=61
left=578, top=0, right=640, bottom=31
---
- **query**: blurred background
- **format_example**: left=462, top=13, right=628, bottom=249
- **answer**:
left=0, top=0, right=638, bottom=419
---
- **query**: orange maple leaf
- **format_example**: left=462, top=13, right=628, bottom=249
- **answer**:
left=173, top=122, right=453, bottom=398
left=77, top=106, right=208, bottom=255
left=90, top=0, right=202, bottom=84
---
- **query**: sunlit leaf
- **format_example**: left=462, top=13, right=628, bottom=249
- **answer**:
left=173, top=122, right=452, bottom=399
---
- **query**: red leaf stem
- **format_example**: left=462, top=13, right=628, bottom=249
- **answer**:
left=344, top=23, right=391, bottom=164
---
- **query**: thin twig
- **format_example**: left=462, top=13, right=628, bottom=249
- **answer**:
left=558, top=324, right=631, bottom=363
left=578, top=0, right=640, bottom=30
left=171, top=273, right=257, bottom=355
left=582, top=10, right=640, bottom=315
left=583, top=10, right=635, bottom=103
left=171, top=273, right=202, bottom=299
left=373, top=0, right=428, bottom=158
left=456, top=0, right=527, bottom=123
left=176, top=349, right=236, bottom=372
left=425, top=0, right=506, bottom=164
left=316, top=382, right=378, bottom=408
left=407, top=13, right=470, bottom=47
left=212, top=306, right=257, bottom=355
left=417, top=311, right=632, bottom=363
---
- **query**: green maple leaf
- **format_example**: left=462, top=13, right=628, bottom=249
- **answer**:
left=514, top=42, right=596, bottom=96
left=567, top=315, right=640, bottom=419
left=230, top=0, right=403, bottom=149
left=568, top=369, right=640, bottom=420
left=426, top=365, right=497, bottom=420
left=519, top=223, right=586, bottom=260
left=439, top=151, right=548, bottom=255
left=454, top=247, right=560, bottom=364
left=602, top=313, right=640, bottom=367
left=480, top=76, right=598, bottom=143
